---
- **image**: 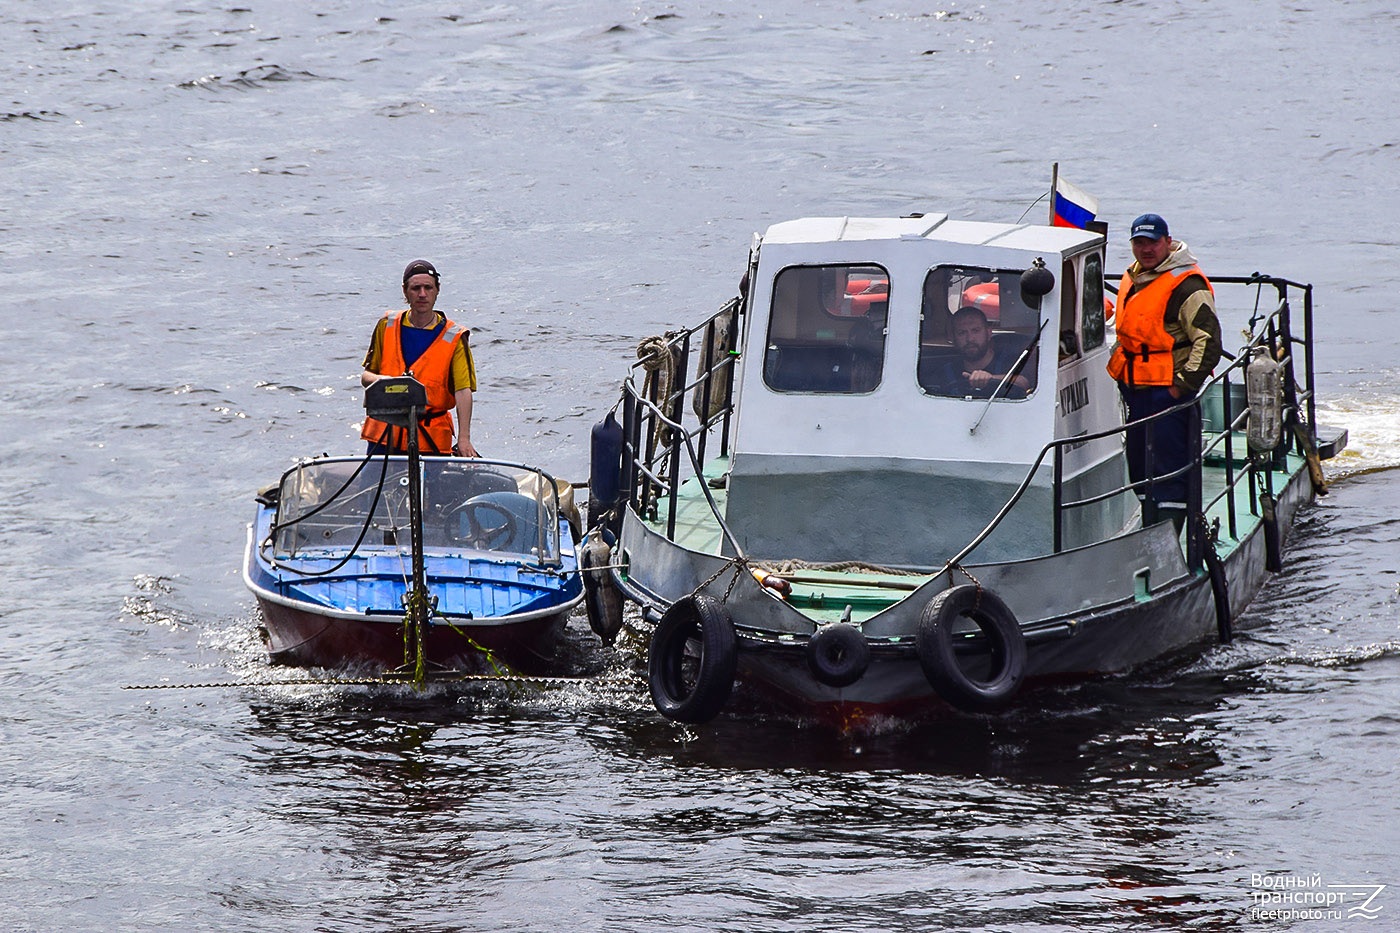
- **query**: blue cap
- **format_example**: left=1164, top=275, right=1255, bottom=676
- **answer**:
left=1129, top=213, right=1169, bottom=241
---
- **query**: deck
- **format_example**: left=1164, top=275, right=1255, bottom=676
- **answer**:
left=637, top=439, right=1304, bottom=624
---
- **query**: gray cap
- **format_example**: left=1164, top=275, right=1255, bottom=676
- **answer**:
left=402, top=259, right=440, bottom=284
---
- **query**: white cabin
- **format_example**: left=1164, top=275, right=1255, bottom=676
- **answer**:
left=723, top=214, right=1129, bottom=566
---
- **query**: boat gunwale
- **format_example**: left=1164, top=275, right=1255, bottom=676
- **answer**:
left=243, top=524, right=584, bottom=627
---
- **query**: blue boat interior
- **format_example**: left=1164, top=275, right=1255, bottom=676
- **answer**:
left=250, top=456, right=581, bottom=620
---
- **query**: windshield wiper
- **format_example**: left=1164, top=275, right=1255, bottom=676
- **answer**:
left=970, top=319, right=1047, bottom=435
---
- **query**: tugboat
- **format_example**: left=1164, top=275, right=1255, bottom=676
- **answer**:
left=582, top=210, right=1346, bottom=726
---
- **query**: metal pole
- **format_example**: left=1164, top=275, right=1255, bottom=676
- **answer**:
left=696, top=318, right=715, bottom=467
left=1186, top=402, right=1203, bottom=572
left=1222, top=371, right=1239, bottom=541
left=668, top=335, right=692, bottom=540
left=1303, top=284, right=1316, bottom=439
left=406, top=406, right=428, bottom=677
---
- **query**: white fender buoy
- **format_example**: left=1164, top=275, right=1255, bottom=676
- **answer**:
left=1246, top=347, right=1284, bottom=453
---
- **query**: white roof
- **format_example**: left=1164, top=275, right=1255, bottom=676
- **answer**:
left=760, top=215, right=1101, bottom=255
left=732, top=212, right=1112, bottom=470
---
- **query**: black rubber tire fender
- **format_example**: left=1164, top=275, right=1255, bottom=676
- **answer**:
left=648, top=594, right=737, bottom=724
left=806, top=622, right=870, bottom=688
left=580, top=536, right=624, bottom=645
left=916, top=584, right=1027, bottom=712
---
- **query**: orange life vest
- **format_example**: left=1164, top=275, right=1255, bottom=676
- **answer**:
left=1107, top=265, right=1213, bottom=387
left=361, top=311, right=466, bottom=453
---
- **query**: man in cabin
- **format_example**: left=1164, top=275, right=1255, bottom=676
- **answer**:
left=360, top=259, right=479, bottom=457
left=1108, top=213, right=1222, bottom=531
left=933, top=305, right=1032, bottom=399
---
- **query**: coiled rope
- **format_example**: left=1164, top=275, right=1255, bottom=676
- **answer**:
left=637, top=334, right=680, bottom=445
left=764, top=557, right=928, bottom=577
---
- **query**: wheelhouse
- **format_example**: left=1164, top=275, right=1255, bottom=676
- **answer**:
left=723, top=215, right=1123, bottom=566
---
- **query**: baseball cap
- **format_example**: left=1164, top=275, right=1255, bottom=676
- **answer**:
left=402, top=259, right=440, bottom=284
left=1129, top=214, right=1169, bottom=241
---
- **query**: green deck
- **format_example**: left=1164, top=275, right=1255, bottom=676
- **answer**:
left=638, top=442, right=1303, bottom=625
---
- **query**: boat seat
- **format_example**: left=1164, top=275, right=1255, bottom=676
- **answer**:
left=429, top=466, right=518, bottom=514
left=917, top=345, right=961, bottom=392
left=448, top=491, right=542, bottom=554
left=763, top=344, right=880, bottom=393
left=991, top=330, right=1036, bottom=360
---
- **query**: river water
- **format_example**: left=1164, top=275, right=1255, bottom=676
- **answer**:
left=3, top=2, right=1398, bottom=930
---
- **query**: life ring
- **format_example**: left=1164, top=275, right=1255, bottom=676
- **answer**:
left=580, top=535, right=623, bottom=645
left=916, top=584, right=1026, bottom=712
left=648, top=594, right=737, bottom=724
left=806, top=622, right=870, bottom=688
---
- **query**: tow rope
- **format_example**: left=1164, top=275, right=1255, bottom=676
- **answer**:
left=123, top=671, right=645, bottom=690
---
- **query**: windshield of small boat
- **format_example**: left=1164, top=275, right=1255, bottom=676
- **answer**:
left=919, top=265, right=1041, bottom=400
left=271, top=458, right=562, bottom=562
left=762, top=263, right=889, bottom=393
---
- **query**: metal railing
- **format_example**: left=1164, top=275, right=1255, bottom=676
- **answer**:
left=1051, top=274, right=1316, bottom=570
left=619, top=296, right=743, bottom=544
left=616, top=274, right=1319, bottom=575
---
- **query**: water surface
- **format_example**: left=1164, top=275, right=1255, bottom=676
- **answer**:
left=2, top=2, right=1398, bottom=930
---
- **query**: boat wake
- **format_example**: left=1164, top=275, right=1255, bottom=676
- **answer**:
left=1315, top=395, right=1400, bottom=478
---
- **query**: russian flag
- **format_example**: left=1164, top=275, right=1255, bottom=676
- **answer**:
left=1051, top=175, right=1098, bottom=229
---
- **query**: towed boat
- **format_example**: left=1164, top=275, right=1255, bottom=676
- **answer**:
left=244, top=380, right=583, bottom=675
left=582, top=211, right=1347, bottom=726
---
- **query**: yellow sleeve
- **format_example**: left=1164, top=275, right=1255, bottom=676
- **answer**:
left=362, top=315, right=389, bottom=372
left=451, top=336, right=477, bottom=392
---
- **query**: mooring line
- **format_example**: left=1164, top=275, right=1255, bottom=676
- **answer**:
left=123, top=672, right=645, bottom=690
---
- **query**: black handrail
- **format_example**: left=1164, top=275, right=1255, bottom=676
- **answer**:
left=1050, top=276, right=1313, bottom=567
left=617, top=274, right=1318, bottom=574
left=620, top=298, right=743, bottom=531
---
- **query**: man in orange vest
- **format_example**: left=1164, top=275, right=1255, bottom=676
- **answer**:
left=1107, top=214, right=1222, bottom=531
left=360, top=259, right=479, bottom=457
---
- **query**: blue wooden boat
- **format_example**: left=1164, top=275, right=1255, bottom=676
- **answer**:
left=244, top=454, right=583, bottom=674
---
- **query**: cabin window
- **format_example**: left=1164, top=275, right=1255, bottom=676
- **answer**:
left=1081, top=251, right=1106, bottom=351
left=918, top=266, right=1040, bottom=400
left=1059, top=259, right=1081, bottom=362
left=763, top=263, right=888, bottom=394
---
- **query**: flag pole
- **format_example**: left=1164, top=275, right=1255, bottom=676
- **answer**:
left=1049, top=162, right=1059, bottom=226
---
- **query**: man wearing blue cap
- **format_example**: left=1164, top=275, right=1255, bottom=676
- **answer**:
left=1107, top=214, right=1222, bottom=531
left=360, top=259, right=479, bottom=457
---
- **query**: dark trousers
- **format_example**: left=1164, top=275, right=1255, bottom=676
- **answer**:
left=1120, top=385, right=1194, bottom=513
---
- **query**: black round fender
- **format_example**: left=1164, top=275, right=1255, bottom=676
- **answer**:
left=916, top=584, right=1027, bottom=712
left=580, top=535, right=624, bottom=645
left=806, top=622, right=870, bottom=688
left=648, top=595, right=737, bottom=724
